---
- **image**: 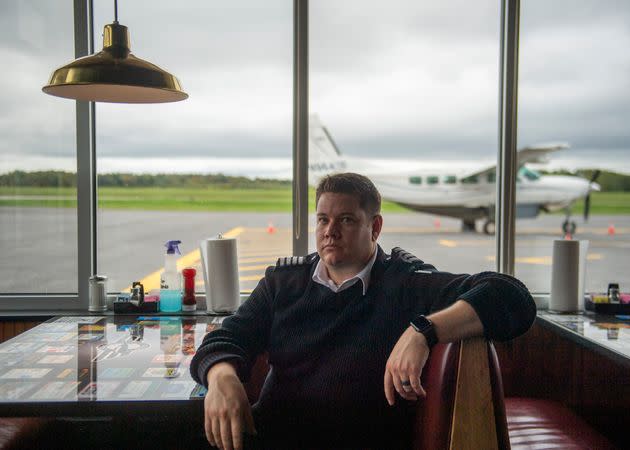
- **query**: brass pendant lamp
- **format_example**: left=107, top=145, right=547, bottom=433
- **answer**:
left=42, top=0, right=187, bottom=103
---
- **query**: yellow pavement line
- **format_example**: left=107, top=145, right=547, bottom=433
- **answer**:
left=129, top=227, right=245, bottom=291
left=485, top=255, right=551, bottom=265
left=439, top=239, right=457, bottom=248
left=240, top=274, right=266, bottom=281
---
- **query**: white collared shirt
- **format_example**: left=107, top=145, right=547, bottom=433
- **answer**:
left=312, top=247, right=378, bottom=295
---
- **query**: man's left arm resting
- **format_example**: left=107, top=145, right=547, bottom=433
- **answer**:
left=384, top=272, right=536, bottom=405
left=384, top=300, right=485, bottom=404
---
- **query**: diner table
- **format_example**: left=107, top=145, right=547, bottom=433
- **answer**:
left=537, top=311, right=630, bottom=368
left=0, top=315, right=226, bottom=418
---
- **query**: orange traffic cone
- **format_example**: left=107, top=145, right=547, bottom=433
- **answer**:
left=267, top=222, right=276, bottom=234
left=434, top=218, right=441, bottom=229
left=564, top=232, right=572, bottom=240
left=608, top=224, right=615, bottom=236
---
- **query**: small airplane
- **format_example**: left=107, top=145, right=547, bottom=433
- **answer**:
left=308, top=115, right=601, bottom=235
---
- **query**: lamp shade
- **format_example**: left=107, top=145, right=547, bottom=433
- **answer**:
left=42, top=23, right=188, bottom=103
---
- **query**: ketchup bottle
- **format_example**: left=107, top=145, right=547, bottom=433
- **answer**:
left=182, top=268, right=197, bottom=312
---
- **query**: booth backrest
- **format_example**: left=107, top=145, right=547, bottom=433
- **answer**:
left=243, top=338, right=508, bottom=450
left=411, top=342, right=461, bottom=450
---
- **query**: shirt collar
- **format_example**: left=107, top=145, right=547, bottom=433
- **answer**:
left=312, top=246, right=378, bottom=295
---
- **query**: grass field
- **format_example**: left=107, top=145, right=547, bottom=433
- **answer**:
left=0, top=186, right=628, bottom=214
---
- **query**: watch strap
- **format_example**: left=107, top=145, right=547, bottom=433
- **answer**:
left=410, top=315, right=438, bottom=349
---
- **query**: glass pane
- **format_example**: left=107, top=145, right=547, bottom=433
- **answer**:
left=0, top=2, right=77, bottom=294
left=517, top=0, right=630, bottom=295
left=94, top=1, right=292, bottom=295
left=310, top=0, right=499, bottom=274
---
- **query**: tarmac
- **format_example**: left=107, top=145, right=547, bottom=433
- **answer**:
left=0, top=208, right=628, bottom=296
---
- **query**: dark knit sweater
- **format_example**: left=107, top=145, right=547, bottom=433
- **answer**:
left=190, top=246, right=536, bottom=449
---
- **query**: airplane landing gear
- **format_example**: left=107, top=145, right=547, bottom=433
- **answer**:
left=461, top=219, right=476, bottom=232
left=562, top=219, right=576, bottom=235
left=562, top=208, right=577, bottom=235
left=483, top=220, right=495, bottom=235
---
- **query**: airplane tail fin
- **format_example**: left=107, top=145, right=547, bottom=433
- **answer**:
left=309, top=115, right=347, bottom=184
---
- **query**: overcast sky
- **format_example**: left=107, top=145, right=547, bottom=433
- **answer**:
left=1, top=0, right=629, bottom=174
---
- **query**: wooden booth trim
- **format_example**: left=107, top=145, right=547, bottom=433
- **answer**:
left=449, top=337, right=499, bottom=450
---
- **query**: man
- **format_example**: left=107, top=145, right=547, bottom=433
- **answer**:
left=191, top=173, right=535, bottom=450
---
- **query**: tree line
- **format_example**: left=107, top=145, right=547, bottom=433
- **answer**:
left=1, top=169, right=630, bottom=191
left=0, top=171, right=291, bottom=189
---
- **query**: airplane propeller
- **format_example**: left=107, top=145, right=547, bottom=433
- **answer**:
left=584, top=169, right=601, bottom=222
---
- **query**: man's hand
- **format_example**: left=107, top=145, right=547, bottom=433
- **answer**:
left=204, top=362, right=256, bottom=450
left=384, top=326, right=430, bottom=405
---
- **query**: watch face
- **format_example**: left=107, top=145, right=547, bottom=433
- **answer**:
left=411, top=315, right=432, bottom=332
left=411, top=315, right=437, bottom=347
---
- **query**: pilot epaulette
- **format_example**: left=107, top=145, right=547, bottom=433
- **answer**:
left=275, top=255, right=310, bottom=268
left=390, top=247, right=430, bottom=272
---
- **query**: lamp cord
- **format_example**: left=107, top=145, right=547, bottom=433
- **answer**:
left=114, top=0, right=118, bottom=23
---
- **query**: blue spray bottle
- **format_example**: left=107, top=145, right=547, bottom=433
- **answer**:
left=160, top=240, right=182, bottom=312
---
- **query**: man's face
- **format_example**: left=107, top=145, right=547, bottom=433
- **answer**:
left=316, top=192, right=382, bottom=275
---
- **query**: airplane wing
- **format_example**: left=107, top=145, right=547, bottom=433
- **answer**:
left=459, top=142, right=569, bottom=180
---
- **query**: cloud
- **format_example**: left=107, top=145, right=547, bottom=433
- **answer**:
left=2, top=0, right=630, bottom=168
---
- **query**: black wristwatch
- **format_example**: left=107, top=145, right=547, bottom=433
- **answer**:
left=410, top=315, right=438, bottom=349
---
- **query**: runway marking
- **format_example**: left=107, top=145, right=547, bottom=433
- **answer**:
left=439, top=239, right=457, bottom=248
left=128, top=227, right=244, bottom=292
left=240, top=275, right=266, bottom=282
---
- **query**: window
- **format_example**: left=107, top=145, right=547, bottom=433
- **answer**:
left=311, top=0, right=498, bottom=275
left=516, top=0, right=630, bottom=293
left=443, top=175, right=457, bottom=184
left=0, top=2, right=77, bottom=295
left=94, top=1, right=292, bottom=294
left=9, top=1, right=612, bottom=308
left=518, top=166, right=541, bottom=181
left=461, top=175, right=479, bottom=184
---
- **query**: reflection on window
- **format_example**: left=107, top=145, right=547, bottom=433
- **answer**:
left=487, top=171, right=496, bottom=183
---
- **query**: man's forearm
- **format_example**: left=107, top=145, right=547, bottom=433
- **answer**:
left=428, top=300, right=484, bottom=343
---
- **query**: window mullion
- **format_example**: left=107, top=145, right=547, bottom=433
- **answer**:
left=292, top=0, right=309, bottom=257
left=75, top=0, right=95, bottom=309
